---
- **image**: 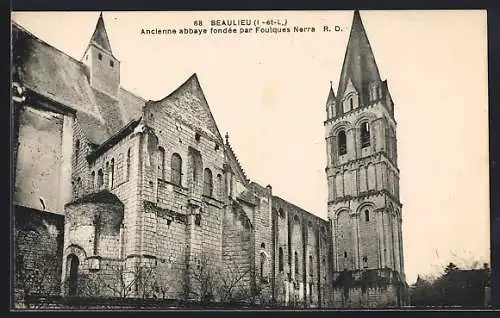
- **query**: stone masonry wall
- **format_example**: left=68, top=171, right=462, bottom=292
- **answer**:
left=14, top=206, right=64, bottom=301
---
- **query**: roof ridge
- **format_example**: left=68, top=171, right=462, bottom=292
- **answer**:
left=224, top=138, right=250, bottom=184
left=120, top=86, right=146, bottom=101
left=12, top=22, right=87, bottom=69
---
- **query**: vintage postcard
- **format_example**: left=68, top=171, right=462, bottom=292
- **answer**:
left=10, top=10, right=490, bottom=310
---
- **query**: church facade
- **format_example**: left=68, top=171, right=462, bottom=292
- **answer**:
left=12, top=11, right=407, bottom=308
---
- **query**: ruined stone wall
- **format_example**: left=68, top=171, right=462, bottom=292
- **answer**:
left=271, top=196, right=329, bottom=307
left=14, top=206, right=64, bottom=299
left=221, top=202, right=253, bottom=300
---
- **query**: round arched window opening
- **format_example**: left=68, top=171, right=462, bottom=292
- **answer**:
left=67, top=254, right=79, bottom=296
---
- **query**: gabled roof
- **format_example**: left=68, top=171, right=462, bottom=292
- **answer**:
left=146, top=73, right=224, bottom=143
left=336, top=10, right=381, bottom=104
left=89, top=12, right=113, bottom=53
left=12, top=22, right=146, bottom=145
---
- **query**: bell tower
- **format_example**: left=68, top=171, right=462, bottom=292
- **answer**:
left=81, top=12, right=120, bottom=98
left=324, top=11, right=406, bottom=307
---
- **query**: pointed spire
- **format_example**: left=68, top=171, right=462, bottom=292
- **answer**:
left=326, top=81, right=336, bottom=106
left=90, top=12, right=112, bottom=53
left=336, top=10, right=381, bottom=104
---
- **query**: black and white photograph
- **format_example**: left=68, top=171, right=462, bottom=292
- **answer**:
left=10, top=10, right=490, bottom=310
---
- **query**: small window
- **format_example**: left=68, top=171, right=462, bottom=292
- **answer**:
left=158, top=147, right=166, bottom=180
left=216, top=174, right=223, bottom=199
left=363, top=256, right=368, bottom=268
left=294, top=251, right=299, bottom=274
left=279, top=247, right=284, bottom=272
left=344, top=251, right=347, bottom=258
left=361, top=122, right=371, bottom=148
left=195, top=132, right=201, bottom=142
left=203, top=168, right=213, bottom=197
left=91, top=171, right=95, bottom=189
left=97, top=169, right=104, bottom=188
left=195, top=214, right=201, bottom=226
left=98, top=53, right=102, bottom=60
left=126, top=148, right=131, bottom=182
left=261, top=242, right=266, bottom=249
left=110, top=158, right=115, bottom=188
left=349, top=98, right=353, bottom=110
left=110, top=60, right=114, bottom=67
left=171, top=153, right=182, bottom=186
left=309, top=255, right=313, bottom=277
left=338, top=130, right=347, bottom=155
left=364, top=209, right=370, bottom=222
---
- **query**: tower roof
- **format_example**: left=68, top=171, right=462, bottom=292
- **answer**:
left=336, top=10, right=381, bottom=102
left=326, top=82, right=336, bottom=108
left=90, top=12, right=112, bottom=52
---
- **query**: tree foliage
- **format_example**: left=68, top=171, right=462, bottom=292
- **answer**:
left=410, top=262, right=490, bottom=307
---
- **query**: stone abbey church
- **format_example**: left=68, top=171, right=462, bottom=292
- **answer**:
left=12, top=11, right=407, bottom=308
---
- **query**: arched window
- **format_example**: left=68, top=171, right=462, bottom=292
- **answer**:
left=105, top=161, right=109, bottom=189
left=363, top=256, right=368, bottom=268
left=309, top=255, right=313, bottom=277
left=338, top=130, right=347, bottom=155
left=361, top=122, right=371, bottom=148
left=110, top=158, right=115, bottom=188
left=279, top=247, right=284, bottom=272
left=171, top=153, right=182, bottom=186
left=97, top=169, right=104, bottom=189
left=294, top=251, right=299, bottom=275
left=74, top=140, right=80, bottom=163
left=217, top=174, right=223, bottom=199
left=364, top=209, right=370, bottom=222
left=349, top=97, right=353, bottom=110
left=261, top=242, right=265, bottom=249
left=126, top=148, right=131, bottom=182
left=203, top=168, right=213, bottom=197
left=91, top=171, right=95, bottom=189
left=67, top=254, right=79, bottom=296
left=158, top=147, right=165, bottom=179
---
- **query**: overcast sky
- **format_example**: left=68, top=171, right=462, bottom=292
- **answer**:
left=12, top=10, right=489, bottom=284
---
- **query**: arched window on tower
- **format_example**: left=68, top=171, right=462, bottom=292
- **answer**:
left=349, top=97, right=353, bottom=110
left=203, top=168, right=213, bottom=197
left=338, top=130, right=347, bottom=156
left=171, top=153, right=182, bottom=186
left=365, top=209, right=370, bottom=222
left=361, top=122, right=371, bottom=148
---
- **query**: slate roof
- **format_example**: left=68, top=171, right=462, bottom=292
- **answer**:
left=89, top=13, right=113, bottom=53
left=11, top=21, right=146, bottom=145
left=336, top=10, right=382, bottom=105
